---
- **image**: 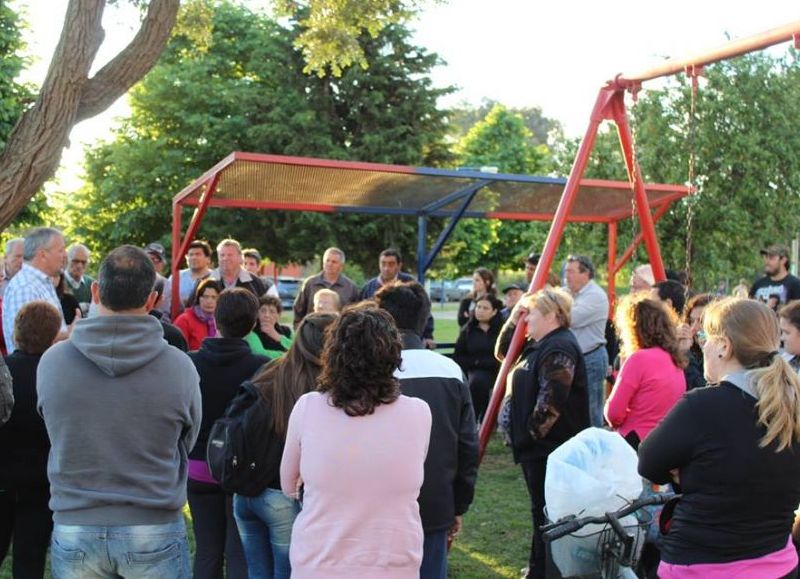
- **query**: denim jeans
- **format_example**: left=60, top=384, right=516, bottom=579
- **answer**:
left=50, top=519, right=190, bottom=579
left=233, top=488, right=299, bottom=579
left=420, top=529, right=448, bottom=579
left=584, top=346, right=609, bottom=428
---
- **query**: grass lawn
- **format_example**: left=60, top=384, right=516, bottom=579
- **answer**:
left=3, top=305, right=525, bottom=578
left=0, top=437, right=531, bottom=579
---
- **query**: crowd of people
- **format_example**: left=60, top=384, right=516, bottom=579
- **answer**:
left=1, top=227, right=800, bottom=578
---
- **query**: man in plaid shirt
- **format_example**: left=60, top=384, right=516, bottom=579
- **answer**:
left=2, top=228, right=69, bottom=354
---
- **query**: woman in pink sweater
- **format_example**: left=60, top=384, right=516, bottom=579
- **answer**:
left=280, top=306, right=431, bottom=578
left=605, top=294, right=686, bottom=448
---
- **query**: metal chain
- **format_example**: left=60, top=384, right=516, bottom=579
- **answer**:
left=684, top=66, right=701, bottom=291
left=628, top=86, right=641, bottom=268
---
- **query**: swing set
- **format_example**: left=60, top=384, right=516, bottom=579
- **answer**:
left=477, top=20, right=800, bottom=460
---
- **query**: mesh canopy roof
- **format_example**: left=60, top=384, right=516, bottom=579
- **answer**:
left=174, top=152, right=689, bottom=223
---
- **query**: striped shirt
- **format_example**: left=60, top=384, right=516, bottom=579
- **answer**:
left=2, top=264, right=65, bottom=354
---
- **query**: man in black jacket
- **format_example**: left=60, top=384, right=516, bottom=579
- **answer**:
left=375, top=281, right=479, bottom=579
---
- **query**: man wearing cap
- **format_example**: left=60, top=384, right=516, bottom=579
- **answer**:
left=145, top=242, right=167, bottom=275
left=501, top=284, right=524, bottom=320
left=750, top=244, right=800, bottom=310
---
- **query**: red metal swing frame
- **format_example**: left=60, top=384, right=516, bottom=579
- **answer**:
left=477, top=20, right=800, bottom=460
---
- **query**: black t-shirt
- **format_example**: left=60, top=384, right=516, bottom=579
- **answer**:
left=750, top=274, right=800, bottom=309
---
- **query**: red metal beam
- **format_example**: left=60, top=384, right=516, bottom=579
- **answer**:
left=579, top=178, right=687, bottom=193
left=170, top=201, right=183, bottom=317
left=232, top=151, right=418, bottom=175
left=609, top=91, right=667, bottom=282
left=171, top=173, right=221, bottom=318
left=485, top=211, right=612, bottom=223
left=609, top=201, right=674, bottom=277
left=182, top=198, right=337, bottom=213
left=612, top=20, right=800, bottom=89
left=172, top=152, right=237, bottom=205
left=607, top=221, right=618, bottom=315
left=477, top=89, right=614, bottom=461
left=606, top=189, right=690, bottom=222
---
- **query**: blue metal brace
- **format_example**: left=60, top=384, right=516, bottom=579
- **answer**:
left=416, top=180, right=491, bottom=282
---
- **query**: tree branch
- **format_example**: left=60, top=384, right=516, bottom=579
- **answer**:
left=0, top=0, right=105, bottom=230
left=76, top=0, right=180, bottom=123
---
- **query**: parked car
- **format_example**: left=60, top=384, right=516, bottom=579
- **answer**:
left=454, top=277, right=474, bottom=300
left=429, top=280, right=460, bottom=302
left=277, top=276, right=302, bottom=310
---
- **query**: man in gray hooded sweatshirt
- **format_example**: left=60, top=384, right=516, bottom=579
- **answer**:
left=38, top=245, right=202, bottom=578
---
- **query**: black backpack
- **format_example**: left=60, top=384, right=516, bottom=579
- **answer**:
left=206, top=380, right=281, bottom=496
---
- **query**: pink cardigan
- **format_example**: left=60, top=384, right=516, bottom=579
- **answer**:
left=604, top=347, right=685, bottom=441
left=280, top=391, right=432, bottom=578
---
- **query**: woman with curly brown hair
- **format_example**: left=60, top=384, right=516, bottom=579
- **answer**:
left=280, top=305, right=431, bottom=578
left=604, top=294, right=686, bottom=449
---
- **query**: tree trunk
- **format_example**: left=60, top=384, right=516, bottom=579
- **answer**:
left=0, top=0, right=180, bottom=231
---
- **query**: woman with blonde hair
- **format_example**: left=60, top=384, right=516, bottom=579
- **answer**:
left=507, top=287, right=590, bottom=579
left=639, top=298, right=800, bottom=578
left=605, top=294, right=686, bottom=448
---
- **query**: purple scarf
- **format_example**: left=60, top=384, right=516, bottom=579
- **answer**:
left=193, top=305, right=217, bottom=338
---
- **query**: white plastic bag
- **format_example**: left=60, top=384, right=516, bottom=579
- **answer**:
left=545, top=427, right=640, bottom=521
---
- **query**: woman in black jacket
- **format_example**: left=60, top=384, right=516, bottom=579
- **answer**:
left=679, top=292, right=715, bottom=390
left=234, top=312, right=338, bottom=579
left=0, top=301, right=62, bottom=578
left=639, top=298, right=800, bottom=577
left=453, top=295, right=503, bottom=423
left=457, top=267, right=497, bottom=327
left=508, top=288, right=590, bottom=579
left=187, top=289, right=271, bottom=579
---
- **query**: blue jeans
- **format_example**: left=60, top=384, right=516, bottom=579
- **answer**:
left=420, top=529, right=448, bottom=579
left=584, top=346, right=609, bottom=428
left=50, top=520, right=190, bottom=579
left=233, top=488, right=299, bottom=579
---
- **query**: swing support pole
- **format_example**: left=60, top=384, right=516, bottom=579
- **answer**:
left=476, top=19, right=800, bottom=461
left=612, top=20, right=800, bottom=89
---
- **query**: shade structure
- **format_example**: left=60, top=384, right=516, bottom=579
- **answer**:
left=170, top=151, right=690, bottom=318
left=173, top=152, right=688, bottom=223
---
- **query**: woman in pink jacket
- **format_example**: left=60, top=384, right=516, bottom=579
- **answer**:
left=605, top=294, right=686, bottom=449
left=280, top=306, right=431, bottom=578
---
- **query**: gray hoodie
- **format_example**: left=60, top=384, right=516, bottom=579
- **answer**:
left=37, top=314, right=201, bottom=525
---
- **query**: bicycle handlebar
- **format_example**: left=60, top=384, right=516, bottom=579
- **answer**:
left=542, top=493, right=679, bottom=542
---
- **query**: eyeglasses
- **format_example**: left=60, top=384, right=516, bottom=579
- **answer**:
left=71, top=259, right=88, bottom=265
left=696, top=330, right=708, bottom=346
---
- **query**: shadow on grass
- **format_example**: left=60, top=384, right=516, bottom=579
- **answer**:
left=447, top=434, right=531, bottom=578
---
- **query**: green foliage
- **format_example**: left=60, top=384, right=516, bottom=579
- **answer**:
left=64, top=1, right=451, bottom=273
left=449, top=98, right=562, bottom=149
left=0, top=3, right=48, bottom=240
left=0, top=3, right=31, bottom=150
left=274, top=0, right=426, bottom=77
left=434, top=104, right=554, bottom=277
left=629, top=49, right=800, bottom=289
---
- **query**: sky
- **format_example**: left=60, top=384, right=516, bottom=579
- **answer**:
left=11, top=0, right=800, bottom=193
